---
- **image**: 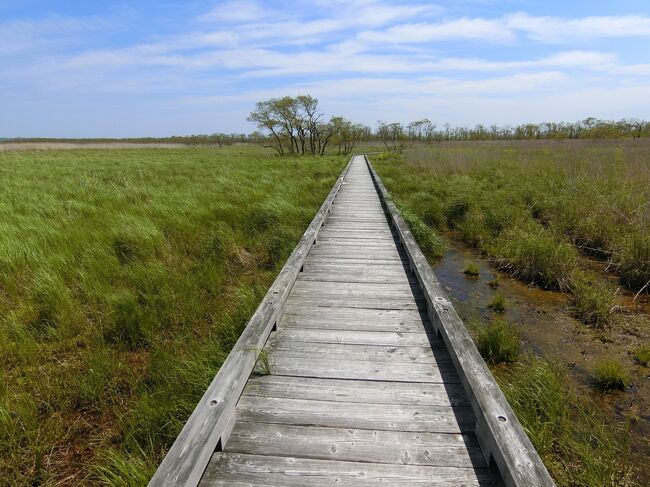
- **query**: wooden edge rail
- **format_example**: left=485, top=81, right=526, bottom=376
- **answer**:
left=365, top=156, right=555, bottom=487
left=148, top=158, right=354, bottom=487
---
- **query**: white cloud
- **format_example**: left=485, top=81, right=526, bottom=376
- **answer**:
left=200, top=1, right=271, bottom=23
left=506, top=12, right=650, bottom=43
left=358, top=17, right=513, bottom=44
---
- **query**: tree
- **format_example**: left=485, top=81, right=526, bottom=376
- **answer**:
left=377, top=121, right=405, bottom=153
left=248, top=95, right=363, bottom=156
left=331, top=117, right=368, bottom=155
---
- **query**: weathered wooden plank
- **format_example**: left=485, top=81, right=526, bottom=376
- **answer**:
left=278, top=314, right=431, bottom=333
left=304, top=256, right=409, bottom=267
left=242, top=376, right=470, bottom=406
left=308, top=248, right=404, bottom=260
left=292, top=280, right=420, bottom=296
left=264, top=355, right=455, bottom=382
left=226, top=423, right=487, bottom=468
left=285, top=295, right=426, bottom=310
left=235, top=396, right=475, bottom=433
left=271, top=328, right=434, bottom=346
left=314, top=241, right=398, bottom=250
left=298, top=270, right=413, bottom=284
left=366, top=157, right=553, bottom=487
left=200, top=453, right=502, bottom=486
left=280, top=306, right=427, bottom=323
left=265, top=340, right=446, bottom=363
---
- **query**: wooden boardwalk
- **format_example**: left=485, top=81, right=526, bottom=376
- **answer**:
left=150, top=156, right=554, bottom=487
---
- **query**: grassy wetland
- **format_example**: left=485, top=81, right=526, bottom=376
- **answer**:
left=0, top=146, right=346, bottom=484
left=372, top=139, right=650, bottom=485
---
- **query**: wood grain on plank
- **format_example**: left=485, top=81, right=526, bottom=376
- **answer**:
left=226, top=423, right=487, bottom=468
left=235, top=396, right=474, bottom=433
left=242, top=376, right=471, bottom=407
left=200, top=453, right=501, bottom=487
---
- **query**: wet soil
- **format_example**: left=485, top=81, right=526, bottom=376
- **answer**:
left=431, top=238, right=650, bottom=482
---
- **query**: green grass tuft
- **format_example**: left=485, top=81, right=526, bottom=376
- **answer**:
left=633, top=344, right=650, bottom=366
left=488, top=291, right=507, bottom=313
left=496, top=357, right=634, bottom=486
left=592, top=359, right=630, bottom=391
left=476, top=319, right=520, bottom=364
left=463, top=261, right=480, bottom=277
left=399, top=206, right=445, bottom=258
left=570, top=272, right=614, bottom=328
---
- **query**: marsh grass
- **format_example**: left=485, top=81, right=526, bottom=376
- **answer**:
left=372, top=139, right=650, bottom=325
left=0, top=146, right=346, bottom=485
left=496, top=357, right=634, bottom=486
left=592, top=360, right=631, bottom=391
left=475, top=319, right=520, bottom=364
left=488, top=291, right=508, bottom=313
left=372, top=143, right=640, bottom=485
left=570, top=272, right=615, bottom=328
left=463, top=262, right=480, bottom=277
left=398, top=205, right=445, bottom=258
left=633, top=345, right=650, bottom=366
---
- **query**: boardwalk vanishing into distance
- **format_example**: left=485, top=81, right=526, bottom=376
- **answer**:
left=150, top=156, right=554, bottom=486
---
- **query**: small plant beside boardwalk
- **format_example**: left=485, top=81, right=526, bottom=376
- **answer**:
left=488, top=291, right=508, bottom=312
left=633, top=344, right=650, bottom=366
left=463, top=261, right=480, bottom=277
left=476, top=319, right=520, bottom=364
left=592, top=359, right=631, bottom=391
left=496, top=358, right=634, bottom=486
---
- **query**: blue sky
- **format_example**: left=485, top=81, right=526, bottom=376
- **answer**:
left=2, top=0, right=650, bottom=137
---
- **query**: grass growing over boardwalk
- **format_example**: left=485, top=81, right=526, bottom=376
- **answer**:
left=0, top=146, right=346, bottom=484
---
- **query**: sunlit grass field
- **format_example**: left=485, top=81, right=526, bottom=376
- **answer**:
left=0, top=146, right=346, bottom=485
left=374, top=139, right=650, bottom=327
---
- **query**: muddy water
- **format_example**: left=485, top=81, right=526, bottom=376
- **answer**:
left=431, top=239, right=650, bottom=482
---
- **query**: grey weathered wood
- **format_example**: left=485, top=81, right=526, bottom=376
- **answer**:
left=235, top=396, right=474, bottom=433
left=278, top=314, right=431, bottom=332
left=199, top=453, right=502, bottom=486
left=270, top=328, right=435, bottom=346
left=226, top=423, right=487, bottom=467
left=242, top=376, right=471, bottom=406
left=243, top=375, right=470, bottom=407
left=304, top=256, right=410, bottom=267
left=148, top=159, right=354, bottom=487
left=280, top=305, right=427, bottom=324
left=293, top=279, right=419, bottom=292
left=265, top=340, right=447, bottom=363
left=366, top=156, right=554, bottom=486
left=264, top=354, right=456, bottom=382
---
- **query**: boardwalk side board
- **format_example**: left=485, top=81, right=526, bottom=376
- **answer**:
left=365, top=156, right=555, bottom=487
left=148, top=159, right=352, bottom=487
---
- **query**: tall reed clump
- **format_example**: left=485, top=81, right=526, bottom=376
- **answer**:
left=495, top=358, right=634, bottom=486
left=476, top=319, right=520, bottom=364
left=398, top=205, right=445, bottom=258
left=592, top=359, right=630, bottom=391
left=0, top=146, right=347, bottom=485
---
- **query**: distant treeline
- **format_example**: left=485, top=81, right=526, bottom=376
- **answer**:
left=1, top=134, right=256, bottom=145
left=377, top=117, right=650, bottom=143
left=4, top=112, right=649, bottom=152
